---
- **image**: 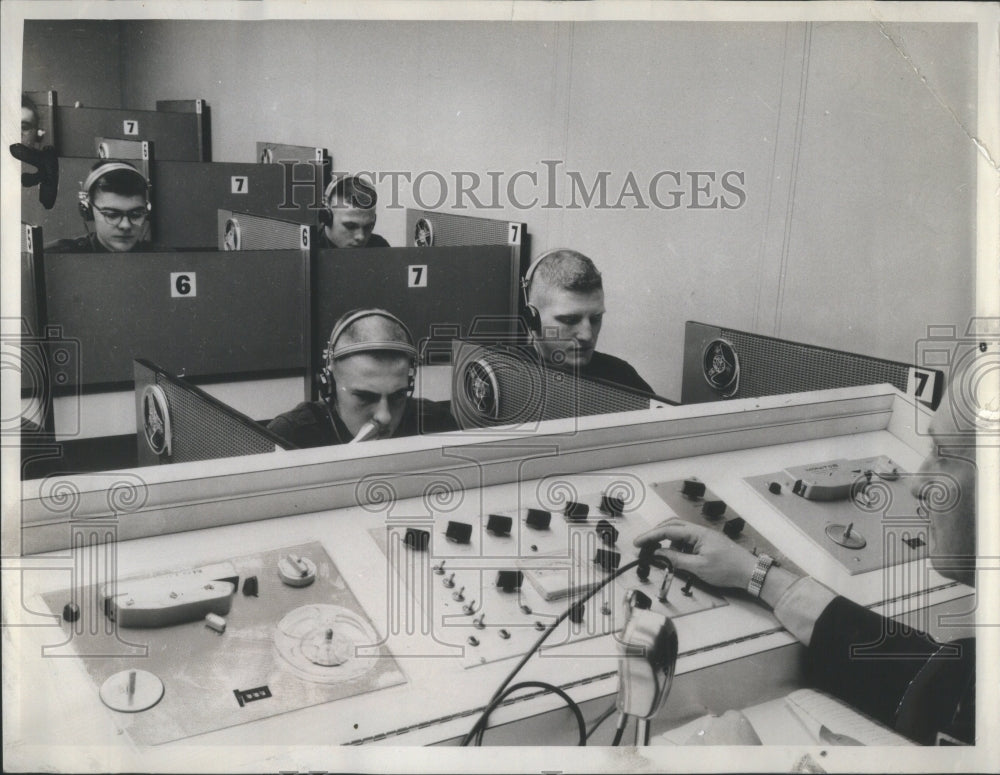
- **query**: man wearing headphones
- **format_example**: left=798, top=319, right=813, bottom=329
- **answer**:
left=267, top=308, right=457, bottom=447
left=46, top=160, right=166, bottom=253
left=523, top=249, right=653, bottom=394
left=317, top=174, right=390, bottom=249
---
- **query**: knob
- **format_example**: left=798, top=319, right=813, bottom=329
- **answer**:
left=569, top=601, right=585, bottom=624
left=722, top=517, right=746, bottom=539
left=62, top=602, right=80, bottom=623
left=701, top=499, right=726, bottom=519
left=768, top=481, right=782, bottom=495
left=682, top=479, right=706, bottom=499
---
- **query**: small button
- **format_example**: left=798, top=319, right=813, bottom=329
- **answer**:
left=467, top=636, right=479, bottom=647
left=534, top=621, right=546, bottom=631
left=498, top=629, right=510, bottom=639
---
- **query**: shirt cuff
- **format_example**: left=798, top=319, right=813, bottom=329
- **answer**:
left=772, top=576, right=838, bottom=646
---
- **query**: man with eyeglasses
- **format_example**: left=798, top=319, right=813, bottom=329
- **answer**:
left=47, top=160, right=169, bottom=253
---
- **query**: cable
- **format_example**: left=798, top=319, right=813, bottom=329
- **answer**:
left=461, top=558, right=642, bottom=746
left=461, top=681, right=586, bottom=746
left=610, top=713, right=629, bottom=746
left=585, top=702, right=618, bottom=742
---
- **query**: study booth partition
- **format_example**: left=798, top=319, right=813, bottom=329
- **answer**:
left=134, top=358, right=295, bottom=467
left=406, top=208, right=531, bottom=276
left=23, top=248, right=311, bottom=474
left=310, top=244, right=522, bottom=401
left=680, top=320, right=945, bottom=410
left=51, top=100, right=208, bottom=161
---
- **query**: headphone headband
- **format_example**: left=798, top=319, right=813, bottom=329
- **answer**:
left=323, top=174, right=377, bottom=208
left=327, top=309, right=417, bottom=363
left=521, top=248, right=571, bottom=302
left=81, top=161, right=148, bottom=197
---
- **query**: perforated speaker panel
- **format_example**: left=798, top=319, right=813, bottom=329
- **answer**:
left=681, top=321, right=914, bottom=405
left=451, top=342, right=651, bottom=429
left=405, top=209, right=518, bottom=247
left=217, top=210, right=308, bottom=251
left=134, top=360, right=280, bottom=467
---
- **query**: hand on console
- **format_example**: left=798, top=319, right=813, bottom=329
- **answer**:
left=683, top=709, right=762, bottom=746
left=633, top=519, right=802, bottom=608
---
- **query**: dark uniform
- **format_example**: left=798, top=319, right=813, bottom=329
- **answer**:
left=267, top=398, right=457, bottom=449
left=45, top=234, right=170, bottom=253
left=315, top=230, right=390, bottom=250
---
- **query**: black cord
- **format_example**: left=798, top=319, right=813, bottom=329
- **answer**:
left=461, top=680, right=587, bottom=746
left=585, top=702, right=619, bottom=742
left=461, top=558, right=642, bottom=746
left=610, top=713, right=628, bottom=746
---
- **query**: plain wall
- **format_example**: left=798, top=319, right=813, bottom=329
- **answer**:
left=24, top=20, right=976, bottom=402
left=22, top=20, right=123, bottom=109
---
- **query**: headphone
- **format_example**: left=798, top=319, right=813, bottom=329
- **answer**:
left=520, top=248, right=569, bottom=334
left=318, top=309, right=418, bottom=403
left=318, top=174, right=377, bottom=228
left=78, top=161, right=152, bottom=221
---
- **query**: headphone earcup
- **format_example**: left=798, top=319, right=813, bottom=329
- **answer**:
left=318, top=208, right=332, bottom=228
left=318, top=366, right=335, bottom=401
left=523, top=304, right=541, bottom=335
left=78, top=196, right=93, bottom=221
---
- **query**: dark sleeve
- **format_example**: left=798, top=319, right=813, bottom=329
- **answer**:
left=366, top=233, right=390, bottom=248
left=266, top=402, right=336, bottom=449
left=44, top=237, right=86, bottom=253
left=417, top=399, right=459, bottom=434
left=806, top=596, right=947, bottom=734
left=616, top=362, right=654, bottom=395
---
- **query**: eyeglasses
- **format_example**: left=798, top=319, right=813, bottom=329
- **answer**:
left=94, top=206, right=149, bottom=226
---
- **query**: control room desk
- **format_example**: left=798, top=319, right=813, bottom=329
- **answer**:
left=4, top=386, right=979, bottom=771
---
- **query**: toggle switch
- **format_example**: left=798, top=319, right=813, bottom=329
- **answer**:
left=433, top=560, right=446, bottom=575
left=442, top=573, right=456, bottom=588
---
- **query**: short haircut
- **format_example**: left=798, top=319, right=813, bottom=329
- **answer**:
left=88, top=162, right=148, bottom=200
left=325, top=175, right=377, bottom=210
left=529, top=249, right=603, bottom=300
left=328, top=308, right=414, bottom=366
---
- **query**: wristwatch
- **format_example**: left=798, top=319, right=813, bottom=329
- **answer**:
left=747, top=553, right=774, bottom=598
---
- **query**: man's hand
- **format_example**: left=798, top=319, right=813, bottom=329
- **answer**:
left=633, top=519, right=757, bottom=590
left=10, top=143, right=59, bottom=209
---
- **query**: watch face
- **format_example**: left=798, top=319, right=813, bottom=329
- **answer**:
left=702, top=338, right=739, bottom=394
left=141, top=384, right=172, bottom=457
left=414, top=217, right=434, bottom=247
left=464, top=358, right=500, bottom=419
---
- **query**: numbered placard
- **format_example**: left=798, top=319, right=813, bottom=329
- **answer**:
left=408, top=265, right=428, bottom=288
left=300, top=225, right=310, bottom=249
left=231, top=176, right=249, bottom=194
left=907, top=366, right=943, bottom=410
left=170, top=272, right=197, bottom=298
left=24, top=225, right=33, bottom=252
left=507, top=223, right=523, bottom=245
left=123, top=119, right=139, bottom=136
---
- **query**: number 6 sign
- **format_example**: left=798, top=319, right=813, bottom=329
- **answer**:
left=170, top=272, right=197, bottom=298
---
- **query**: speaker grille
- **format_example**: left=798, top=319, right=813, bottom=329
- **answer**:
left=452, top=343, right=650, bottom=429
left=135, top=360, right=278, bottom=466
left=406, top=209, right=513, bottom=247
left=721, top=327, right=910, bottom=397
left=217, top=210, right=306, bottom=251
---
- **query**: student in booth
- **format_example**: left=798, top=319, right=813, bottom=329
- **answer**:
left=20, top=93, right=44, bottom=149
left=522, top=249, right=654, bottom=394
left=46, top=160, right=169, bottom=253
left=634, top=367, right=987, bottom=745
left=267, top=309, right=457, bottom=447
left=317, top=174, right=390, bottom=249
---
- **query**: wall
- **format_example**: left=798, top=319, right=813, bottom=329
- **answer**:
left=22, top=20, right=123, bottom=109
left=25, top=19, right=977, bottom=401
